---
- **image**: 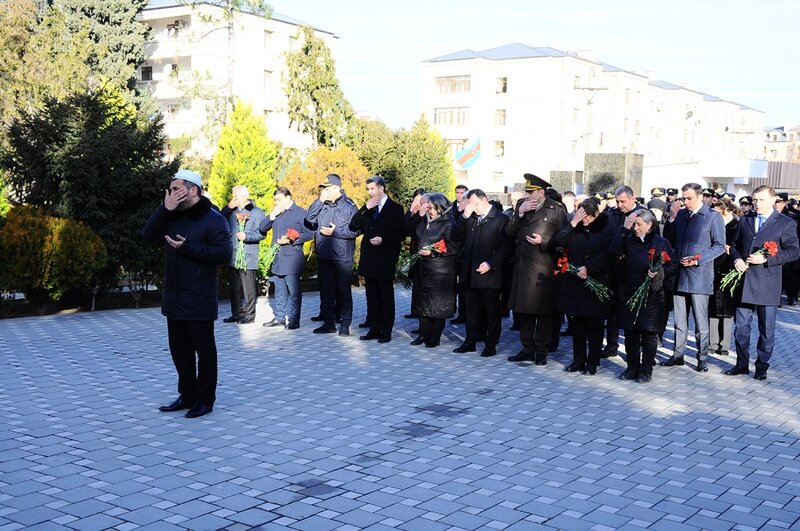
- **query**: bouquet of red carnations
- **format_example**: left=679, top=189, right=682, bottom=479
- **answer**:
left=719, top=241, right=778, bottom=295
left=626, top=248, right=672, bottom=323
left=554, top=252, right=612, bottom=302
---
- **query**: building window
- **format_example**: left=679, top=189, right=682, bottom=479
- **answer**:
left=455, top=170, right=468, bottom=180
left=574, top=75, right=580, bottom=88
left=289, top=35, right=298, bottom=52
left=573, top=110, right=579, bottom=126
left=635, top=120, right=640, bottom=135
left=263, top=109, right=273, bottom=124
left=167, top=20, right=183, bottom=38
left=496, top=77, right=507, bottom=94
left=492, top=172, right=503, bottom=182
left=624, top=118, right=628, bottom=133
left=434, top=107, right=469, bottom=126
left=436, top=75, right=470, bottom=93
left=264, top=30, right=273, bottom=50
left=572, top=141, right=578, bottom=156
left=169, top=63, right=179, bottom=78
left=141, top=66, right=153, bottom=81
left=495, top=109, right=506, bottom=126
left=625, top=88, right=630, bottom=105
left=263, top=70, right=273, bottom=91
left=445, top=139, right=467, bottom=158
left=165, top=103, right=180, bottom=119
left=494, top=141, right=505, bottom=157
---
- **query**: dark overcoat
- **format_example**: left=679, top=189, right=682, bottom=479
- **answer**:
left=552, top=212, right=614, bottom=318
left=709, top=216, right=740, bottom=318
left=450, top=205, right=510, bottom=290
left=220, top=201, right=266, bottom=270
left=504, top=196, right=567, bottom=315
left=258, top=203, right=314, bottom=276
left=348, top=197, right=406, bottom=280
left=663, top=204, right=726, bottom=295
left=412, top=215, right=459, bottom=318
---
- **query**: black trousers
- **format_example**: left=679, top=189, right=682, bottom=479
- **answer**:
left=318, top=259, right=353, bottom=326
left=783, top=263, right=798, bottom=302
left=419, top=316, right=445, bottom=345
left=570, top=316, right=605, bottom=367
left=605, top=309, right=620, bottom=352
left=365, top=277, right=395, bottom=338
left=517, top=312, right=552, bottom=361
left=228, top=268, right=258, bottom=321
left=166, top=318, right=218, bottom=406
left=465, top=288, right=501, bottom=346
left=624, top=327, right=659, bottom=376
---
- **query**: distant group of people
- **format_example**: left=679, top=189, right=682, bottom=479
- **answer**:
left=143, top=168, right=800, bottom=418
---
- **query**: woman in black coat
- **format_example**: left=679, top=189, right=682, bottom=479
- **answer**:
left=411, top=193, right=459, bottom=348
left=709, top=198, right=741, bottom=356
left=553, top=199, right=614, bottom=375
left=612, top=209, right=678, bottom=383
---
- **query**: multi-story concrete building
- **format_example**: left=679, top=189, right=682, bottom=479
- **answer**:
left=138, top=0, right=336, bottom=156
left=422, top=43, right=766, bottom=197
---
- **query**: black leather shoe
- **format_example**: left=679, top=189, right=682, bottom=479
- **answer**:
left=601, top=347, right=619, bottom=358
left=534, top=359, right=547, bottom=366
left=583, top=364, right=596, bottom=375
left=263, top=319, right=282, bottom=327
left=636, top=373, right=652, bottom=383
left=508, top=352, right=534, bottom=362
left=310, top=314, right=324, bottom=322
left=425, top=341, right=439, bottom=348
left=338, top=325, right=350, bottom=337
left=404, top=313, right=418, bottom=319
left=223, top=316, right=238, bottom=323
left=660, top=356, right=685, bottom=367
left=313, top=324, right=337, bottom=334
left=410, top=337, right=426, bottom=345
left=453, top=343, right=476, bottom=353
left=285, top=322, right=299, bottom=330
left=158, top=398, right=189, bottom=412
left=619, top=369, right=638, bottom=380
left=724, top=366, right=749, bottom=376
left=358, top=321, right=370, bottom=328
left=238, top=319, right=254, bottom=325
left=718, top=350, right=729, bottom=356
left=360, top=333, right=380, bottom=341
left=696, top=361, right=709, bottom=372
left=450, top=316, right=466, bottom=325
left=185, top=402, right=212, bottom=419
left=378, top=336, right=391, bottom=344
left=564, top=363, right=584, bottom=373
left=410, top=328, right=420, bottom=335
left=480, top=346, right=496, bottom=357
left=753, top=372, right=767, bottom=380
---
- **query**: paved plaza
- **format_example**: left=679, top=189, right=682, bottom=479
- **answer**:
left=1, top=287, right=800, bottom=530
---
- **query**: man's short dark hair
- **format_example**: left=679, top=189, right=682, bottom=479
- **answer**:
left=274, top=186, right=292, bottom=197
left=682, top=183, right=703, bottom=194
left=366, top=175, right=386, bottom=189
left=752, top=185, right=775, bottom=197
left=614, top=185, right=634, bottom=198
left=466, top=189, right=487, bottom=200
left=562, top=191, right=576, bottom=198
left=411, top=187, right=426, bottom=200
left=455, top=184, right=468, bottom=192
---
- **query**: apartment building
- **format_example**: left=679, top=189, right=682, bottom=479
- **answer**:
left=138, top=0, right=336, bottom=156
left=422, top=43, right=766, bottom=196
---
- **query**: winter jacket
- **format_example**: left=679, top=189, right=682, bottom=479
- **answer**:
left=220, top=201, right=266, bottom=270
left=611, top=227, right=678, bottom=332
left=412, top=214, right=459, bottom=319
left=552, top=212, right=614, bottom=318
left=258, top=202, right=314, bottom=276
left=142, top=196, right=232, bottom=321
left=349, top=196, right=406, bottom=280
left=451, top=205, right=510, bottom=290
left=304, top=192, right=360, bottom=262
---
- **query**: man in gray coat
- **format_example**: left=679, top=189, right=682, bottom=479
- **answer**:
left=662, top=182, right=726, bottom=372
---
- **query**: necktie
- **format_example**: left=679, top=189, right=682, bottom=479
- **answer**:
left=756, top=215, right=765, bottom=232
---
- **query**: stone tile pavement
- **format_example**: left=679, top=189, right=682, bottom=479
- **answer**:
left=1, top=287, right=800, bottom=530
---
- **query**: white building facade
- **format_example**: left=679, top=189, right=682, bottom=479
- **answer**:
left=138, top=0, right=336, bottom=156
left=422, top=43, right=766, bottom=197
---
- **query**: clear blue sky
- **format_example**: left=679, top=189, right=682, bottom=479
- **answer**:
left=276, top=0, right=799, bottom=130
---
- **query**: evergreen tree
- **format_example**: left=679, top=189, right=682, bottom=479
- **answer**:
left=284, top=26, right=356, bottom=148
left=208, top=100, right=279, bottom=210
left=0, top=83, right=180, bottom=290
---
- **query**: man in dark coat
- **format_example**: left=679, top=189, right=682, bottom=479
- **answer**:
left=505, top=174, right=567, bottom=365
left=259, top=187, right=314, bottom=329
left=349, top=176, right=405, bottom=343
left=602, top=185, right=647, bottom=357
left=726, top=186, right=800, bottom=380
left=450, top=184, right=469, bottom=324
left=305, top=174, right=360, bottom=336
left=774, top=192, right=799, bottom=305
left=662, top=182, right=726, bottom=372
left=451, top=189, right=510, bottom=357
left=220, top=186, right=266, bottom=324
left=142, top=169, right=232, bottom=419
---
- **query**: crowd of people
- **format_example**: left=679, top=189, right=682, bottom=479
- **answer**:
left=143, top=169, right=800, bottom=418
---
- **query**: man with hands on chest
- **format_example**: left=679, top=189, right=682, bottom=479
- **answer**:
left=349, top=176, right=405, bottom=343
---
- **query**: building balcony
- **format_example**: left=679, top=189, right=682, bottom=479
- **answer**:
left=144, top=39, right=191, bottom=60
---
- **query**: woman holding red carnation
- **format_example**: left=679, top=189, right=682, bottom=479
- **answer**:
left=411, top=193, right=459, bottom=348
left=612, top=209, right=679, bottom=383
left=709, top=198, right=741, bottom=356
left=552, top=199, right=614, bottom=375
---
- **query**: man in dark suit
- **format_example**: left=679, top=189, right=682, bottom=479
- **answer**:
left=450, top=184, right=469, bottom=324
left=349, top=176, right=406, bottom=343
left=505, top=174, right=567, bottom=365
left=451, top=189, right=510, bottom=357
left=259, top=187, right=314, bottom=329
left=774, top=192, right=799, bottom=305
left=725, top=186, right=800, bottom=380
left=662, top=182, right=726, bottom=372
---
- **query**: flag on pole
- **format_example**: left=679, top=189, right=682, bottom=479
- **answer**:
left=454, top=138, right=480, bottom=169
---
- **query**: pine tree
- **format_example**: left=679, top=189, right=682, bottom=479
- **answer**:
left=208, top=100, right=279, bottom=210
left=284, top=26, right=357, bottom=148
